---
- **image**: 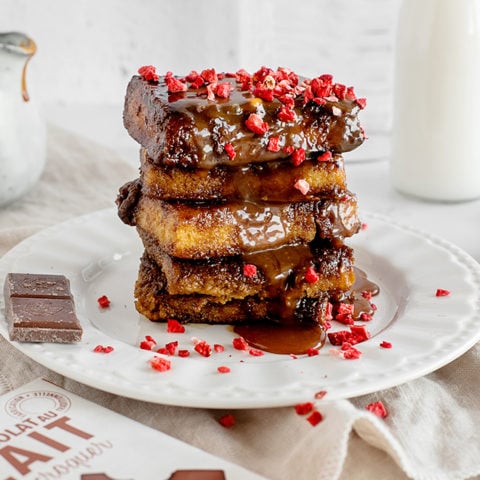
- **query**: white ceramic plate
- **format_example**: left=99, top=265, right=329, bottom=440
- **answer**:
left=1, top=209, right=479, bottom=408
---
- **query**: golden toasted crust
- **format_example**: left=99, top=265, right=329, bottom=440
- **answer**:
left=140, top=148, right=347, bottom=202
left=140, top=232, right=355, bottom=300
left=133, top=194, right=360, bottom=259
left=134, top=254, right=330, bottom=324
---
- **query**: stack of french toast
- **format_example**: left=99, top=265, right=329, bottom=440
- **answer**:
left=117, top=66, right=366, bottom=329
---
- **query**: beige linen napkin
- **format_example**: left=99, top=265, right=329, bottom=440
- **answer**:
left=0, top=126, right=479, bottom=480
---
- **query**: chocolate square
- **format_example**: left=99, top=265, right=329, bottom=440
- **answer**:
left=3, top=273, right=82, bottom=343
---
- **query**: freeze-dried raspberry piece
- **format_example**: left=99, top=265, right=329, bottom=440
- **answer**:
left=306, top=410, right=323, bottom=426
left=215, top=82, right=233, bottom=98
left=249, top=348, right=264, bottom=356
left=306, top=347, right=319, bottom=356
left=333, top=83, right=347, bottom=100
left=304, top=266, right=319, bottom=283
left=291, top=148, right=306, bottom=166
left=253, top=85, right=274, bottom=102
left=360, top=313, right=372, bottom=321
left=317, top=151, right=333, bottom=162
left=277, top=105, right=296, bottom=122
left=201, top=68, right=218, bottom=83
left=149, top=356, right=171, bottom=372
left=435, top=289, right=451, bottom=297
left=214, top=344, right=225, bottom=353
left=138, top=65, right=159, bottom=82
left=140, top=339, right=156, bottom=350
left=314, top=390, right=327, bottom=400
left=243, top=264, right=257, bottom=277
left=267, top=136, right=281, bottom=152
left=328, top=330, right=353, bottom=346
left=365, top=400, right=388, bottom=418
left=165, top=341, right=178, bottom=356
left=356, top=98, right=367, bottom=109
left=380, top=341, right=392, bottom=349
left=361, top=290, right=372, bottom=300
left=97, top=295, right=110, bottom=309
left=218, top=413, right=235, bottom=428
left=167, top=319, right=185, bottom=333
left=224, top=143, right=236, bottom=160
left=232, top=337, right=249, bottom=351
left=245, top=113, right=269, bottom=135
left=335, top=303, right=354, bottom=324
left=278, top=94, right=295, bottom=109
left=103, top=346, right=114, bottom=353
left=350, top=325, right=370, bottom=343
left=178, top=349, right=190, bottom=357
left=217, top=366, right=231, bottom=373
left=294, top=402, right=314, bottom=415
left=294, top=179, right=310, bottom=195
left=341, top=343, right=362, bottom=359
left=194, top=340, right=212, bottom=357
left=361, top=222, right=368, bottom=230
left=93, top=345, right=105, bottom=353
left=165, top=75, right=187, bottom=93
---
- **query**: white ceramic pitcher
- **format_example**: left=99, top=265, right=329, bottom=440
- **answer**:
left=0, top=32, right=46, bottom=207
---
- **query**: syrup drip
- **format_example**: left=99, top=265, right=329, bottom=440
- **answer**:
left=233, top=267, right=379, bottom=355
left=19, top=37, right=37, bottom=102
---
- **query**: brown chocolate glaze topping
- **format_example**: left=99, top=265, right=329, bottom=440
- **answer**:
left=123, top=75, right=365, bottom=168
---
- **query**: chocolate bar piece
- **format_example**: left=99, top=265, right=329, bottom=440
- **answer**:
left=167, top=471, right=226, bottom=480
left=3, top=273, right=82, bottom=343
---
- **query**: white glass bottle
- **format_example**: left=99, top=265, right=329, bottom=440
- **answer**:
left=391, top=0, right=480, bottom=201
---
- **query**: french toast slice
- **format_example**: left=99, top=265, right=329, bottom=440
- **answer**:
left=135, top=254, right=331, bottom=324
left=140, top=148, right=347, bottom=202
left=123, top=71, right=365, bottom=168
left=127, top=193, right=360, bottom=259
left=140, top=233, right=355, bottom=300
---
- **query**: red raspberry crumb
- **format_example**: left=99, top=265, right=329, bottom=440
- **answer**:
left=249, top=348, right=264, bottom=356
left=93, top=345, right=104, bottom=353
left=294, top=402, right=314, bottom=415
left=178, top=349, right=190, bottom=357
left=97, top=295, right=110, bottom=309
left=365, top=400, right=388, bottom=418
left=224, top=143, right=236, bottom=160
left=304, top=266, right=319, bottom=283
left=194, top=341, right=212, bottom=357
left=361, top=222, right=368, bottom=230
left=214, top=344, right=225, bottom=353
left=361, top=290, right=372, bottom=300
left=371, top=303, right=377, bottom=311
left=218, top=413, right=236, bottom=428
left=149, top=356, right=171, bottom=372
left=294, top=179, right=310, bottom=195
left=253, top=85, right=274, bottom=102
left=243, top=263, right=257, bottom=277
left=103, top=346, right=114, bottom=353
left=290, top=354, right=298, bottom=360
left=283, top=145, right=295, bottom=155
left=342, top=344, right=362, bottom=360
left=380, top=341, right=392, bottom=349
left=215, top=82, right=233, bottom=99
left=360, top=312, right=373, bottom=321
left=232, top=337, right=249, bottom=351
left=201, top=68, right=218, bottom=84
left=279, top=94, right=295, bottom=109
left=167, top=319, right=185, bottom=333
left=306, top=410, right=323, bottom=426
left=436, top=289, right=451, bottom=297
left=165, top=75, right=187, bottom=93
left=145, top=335, right=156, bottom=343
left=156, top=347, right=168, bottom=355
left=277, top=105, right=296, bottom=122
left=306, top=347, right=319, bottom=356
left=138, top=65, right=159, bottom=82
left=165, top=341, right=178, bottom=356
left=291, top=148, right=306, bottom=166
left=350, top=325, right=371, bottom=343
left=140, top=339, right=156, bottom=350
left=245, top=113, right=269, bottom=135
left=356, top=98, right=367, bottom=109
left=314, top=390, right=327, bottom=400
left=328, top=330, right=353, bottom=346
left=317, top=151, right=333, bottom=162
left=267, top=136, right=281, bottom=152
left=217, top=366, right=231, bottom=374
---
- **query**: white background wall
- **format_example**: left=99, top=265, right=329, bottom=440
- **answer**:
left=0, top=0, right=402, bottom=156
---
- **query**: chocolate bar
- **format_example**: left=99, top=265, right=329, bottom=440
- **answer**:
left=3, top=273, right=82, bottom=343
left=167, top=471, right=226, bottom=480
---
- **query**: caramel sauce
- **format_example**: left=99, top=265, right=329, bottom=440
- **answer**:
left=234, top=322, right=325, bottom=355
left=233, top=267, right=379, bottom=355
left=19, top=37, right=37, bottom=102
